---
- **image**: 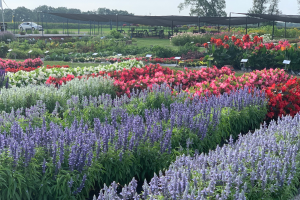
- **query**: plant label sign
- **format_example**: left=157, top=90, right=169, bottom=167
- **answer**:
left=45, top=51, right=49, bottom=54
left=241, top=59, right=248, bottom=63
left=8, top=49, right=12, bottom=52
left=146, top=54, right=152, bottom=58
left=283, top=60, right=291, bottom=64
left=174, top=57, right=181, bottom=60
left=28, top=50, right=32, bottom=53
left=117, top=54, right=122, bottom=56
left=92, top=53, right=98, bottom=56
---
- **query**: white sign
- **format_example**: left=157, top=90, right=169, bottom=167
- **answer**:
left=7, top=39, right=11, bottom=42
left=45, top=51, right=49, bottom=54
left=207, top=42, right=211, bottom=44
left=8, top=49, right=12, bottom=52
left=61, top=38, right=64, bottom=40
left=241, top=59, right=248, bottom=63
left=117, top=54, right=122, bottom=56
left=283, top=60, right=291, bottom=64
left=28, top=50, right=32, bottom=53
left=146, top=54, right=152, bottom=58
left=174, top=57, right=181, bottom=60
left=92, top=53, right=98, bottom=56
left=49, top=38, right=52, bottom=40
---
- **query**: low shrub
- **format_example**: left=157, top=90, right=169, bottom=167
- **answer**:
left=0, top=31, right=15, bottom=42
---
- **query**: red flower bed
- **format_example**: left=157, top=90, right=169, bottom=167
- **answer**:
left=265, top=78, right=300, bottom=119
left=203, top=34, right=291, bottom=51
left=45, top=64, right=233, bottom=96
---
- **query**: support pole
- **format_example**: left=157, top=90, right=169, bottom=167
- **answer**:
left=272, top=20, right=275, bottom=40
left=218, top=24, right=220, bottom=33
left=94, top=21, right=95, bottom=35
left=285, top=21, right=286, bottom=38
left=67, top=18, right=69, bottom=36
left=198, top=16, right=200, bottom=32
left=101, top=23, right=102, bottom=35
left=172, top=20, right=173, bottom=36
left=46, top=12, right=47, bottom=33
left=42, top=13, right=44, bottom=36
left=78, top=20, right=79, bottom=34
left=63, top=21, right=64, bottom=34
left=98, top=21, right=99, bottom=35
left=1, top=5, right=5, bottom=32
left=228, top=12, right=231, bottom=32
left=90, top=20, right=91, bottom=35
left=116, top=14, right=118, bottom=31
left=246, top=17, right=248, bottom=35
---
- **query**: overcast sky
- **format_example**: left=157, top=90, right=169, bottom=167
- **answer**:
left=3, top=0, right=299, bottom=16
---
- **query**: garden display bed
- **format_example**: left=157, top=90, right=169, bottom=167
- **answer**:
left=1, top=57, right=300, bottom=199
left=1, top=32, right=300, bottom=199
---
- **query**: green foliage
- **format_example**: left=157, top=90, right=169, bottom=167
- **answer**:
left=29, top=48, right=43, bottom=58
left=7, top=49, right=27, bottom=59
left=212, top=44, right=244, bottom=69
left=108, top=30, right=123, bottom=39
left=0, top=43, right=8, bottom=57
left=285, top=44, right=300, bottom=71
left=152, top=45, right=177, bottom=58
left=45, top=29, right=51, bottom=34
left=245, top=46, right=284, bottom=70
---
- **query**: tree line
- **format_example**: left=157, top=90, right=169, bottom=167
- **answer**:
left=178, top=0, right=286, bottom=17
left=0, top=5, right=134, bottom=23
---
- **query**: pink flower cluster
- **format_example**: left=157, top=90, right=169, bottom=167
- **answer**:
left=189, top=68, right=290, bottom=96
left=0, top=58, right=43, bottom=69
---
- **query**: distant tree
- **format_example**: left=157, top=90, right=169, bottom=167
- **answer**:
left=249, top=0, right=281, bottom=15
left=9, top=7, right=34, bottom=23
left=97, top=8, right=134, bottom=15
left=178, top=0, right=227, bottom=17
left=267, top=0, right=281, bottom=15
left=2, top=8, right=13, bottom=23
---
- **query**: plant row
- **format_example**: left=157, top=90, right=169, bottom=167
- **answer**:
left=0, top=82, right=266, bottom=199
left=94, top=113, right=300, bottom=200
left=6, top=59, right=143, bottom=86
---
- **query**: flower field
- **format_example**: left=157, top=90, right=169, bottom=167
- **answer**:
left=0, top=56, right=300, bottom=199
